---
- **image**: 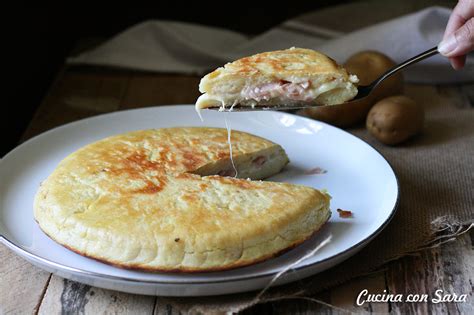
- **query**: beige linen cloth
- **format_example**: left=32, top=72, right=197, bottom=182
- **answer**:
left=68, top=6, right=473, bottom=83
left=68, top=3, right=473, bottom=313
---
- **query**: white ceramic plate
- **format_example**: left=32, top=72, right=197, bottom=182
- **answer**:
left=0, top=105, right=398, bottom=296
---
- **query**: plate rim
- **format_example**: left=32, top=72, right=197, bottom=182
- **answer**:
left=0, top=105, right=399, bottom=285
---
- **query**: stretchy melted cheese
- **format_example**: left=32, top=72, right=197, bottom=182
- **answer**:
left=196, top=47, right=358, bottom=111
left=34, top=128, right=331, bottom=272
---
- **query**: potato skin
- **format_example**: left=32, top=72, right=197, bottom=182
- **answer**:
left=300, top=51, right=403, bottom=127
left=345, top=51, right=403, bottom=100
left=366, top=95, right=424, bottom=145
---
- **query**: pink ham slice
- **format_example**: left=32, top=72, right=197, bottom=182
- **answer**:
left=241, top=81, right=313, bottom=102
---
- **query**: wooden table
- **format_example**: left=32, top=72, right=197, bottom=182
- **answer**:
left=1, top=67, right=473, bottom=314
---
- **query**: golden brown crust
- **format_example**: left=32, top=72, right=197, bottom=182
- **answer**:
left=200, top=48, right=350, bottom=91
left=218, top=48, right=341, bottom=77
left=196, top=48, right=358, bottom=109
left=34, top=127, right=331, bottom=272
left=45, top=214, right=330, bottom=273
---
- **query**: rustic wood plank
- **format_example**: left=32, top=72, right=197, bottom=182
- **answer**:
left=21, top=68, right=131, bottom=142
left=60, top=71, right=130, bottom=113
left=329, top=271, right=389, bottom=313
left=239, top=290, right=336, bottom=314
left=0, top=244, right=51, bottom=314
left=243, top=272, right=389, bottom=314
left=153, top=301, right=183, bottom=315
left=20, top=70, right=198, bottom=142
left=38, top=276, right=155, bottom=315
left=439, top=230, right=474, bottom=315
left=121, top=73, right=200, bottom=109
left=386, top=247, right=446, bottom=314
left=386, top=231, right=474, bottom=315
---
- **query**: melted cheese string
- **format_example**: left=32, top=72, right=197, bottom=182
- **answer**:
left=198, top=100, right=238, bottom=178
left=224, top=112, right=238, bottom=178
left=196, top=108, right=204, bottom=122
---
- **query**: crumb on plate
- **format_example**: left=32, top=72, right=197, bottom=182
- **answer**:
left=337, top=208, right=353, bottom=218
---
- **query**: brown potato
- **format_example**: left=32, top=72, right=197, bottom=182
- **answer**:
left=366, top=95, right=424, bottom=145
left=345, top=51, right=403, bottom=100
left=300, top=51, right=403, bottom=127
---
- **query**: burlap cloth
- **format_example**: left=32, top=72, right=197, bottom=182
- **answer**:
left=155, top=84, right=473, bottom=313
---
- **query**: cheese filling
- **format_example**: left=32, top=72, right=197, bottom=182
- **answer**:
left=196, top=76, right=358, bottom=111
